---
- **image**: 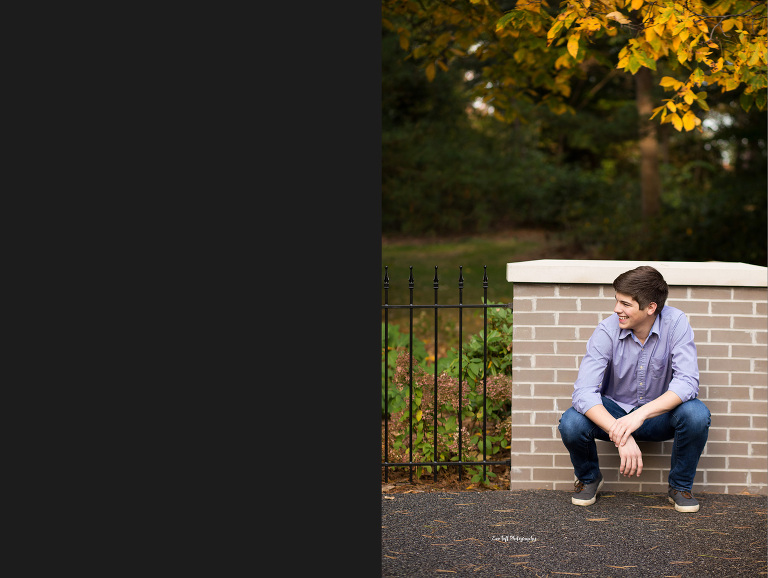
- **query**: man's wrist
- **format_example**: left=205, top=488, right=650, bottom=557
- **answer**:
left=634, top=404, right=652, bottom=421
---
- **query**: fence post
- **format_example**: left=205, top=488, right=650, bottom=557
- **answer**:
left=383, top=266, right=389, bottom=483
left=433, top=265, right=439, bottom=482
left=482, top=265, right=488, bottom=482
left=408, top=266, right=414, bottom=483
left=458, top=266, right=464, bottom=482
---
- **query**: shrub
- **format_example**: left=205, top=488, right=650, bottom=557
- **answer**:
left=381, top=301, right=513, bottom=485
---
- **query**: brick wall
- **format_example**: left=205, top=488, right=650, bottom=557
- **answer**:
left=506, top=260, right=768, bottom=495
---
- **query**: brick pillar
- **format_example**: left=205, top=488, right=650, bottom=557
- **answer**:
left=506, top=260, right=768, bottom=495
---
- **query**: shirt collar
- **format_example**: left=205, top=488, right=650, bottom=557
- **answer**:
left=618, top=309, right=662, bottom=341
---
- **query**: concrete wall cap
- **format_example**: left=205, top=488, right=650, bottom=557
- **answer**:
left=506, top=259, right=768, bottom=287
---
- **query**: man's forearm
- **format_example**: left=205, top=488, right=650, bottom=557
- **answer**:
left=584, top=404, right=618, bottom=434
left=634, top=390, right=683, bottom=421
left=608, top=390, right=684, bottom=447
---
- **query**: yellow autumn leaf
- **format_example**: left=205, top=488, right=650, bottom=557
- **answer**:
left=682, top=110, right=697, bottom=131
left=606, top=11, right=631, bottom=24
left=684, top=90, right=695, bottom=105
left=426, top=62, right=436, bottom=82
left=547, top=20, right=563, bottom=42
left=670, top=112, right=682, bottom=131
left=555, top=52, right=572, bottom=69
left=667, top=100, right=677, bottom=112
left=568, top=34, right=579, bottom=58
left=659, top=76, right=682, bottom=89
left=631, top=0, right=643, bottom=10
left=567, top=34, right=580, bottom=59
left=416, top=409, right=423, bottom=421
left=650, top=105, right=665, bottom=119
left=582, top=17, right=602, bottom=31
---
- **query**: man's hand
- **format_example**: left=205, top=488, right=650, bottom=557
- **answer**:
left=617, top=436, right=643, bottom=477
left=608, top=411, right=645, bottom=447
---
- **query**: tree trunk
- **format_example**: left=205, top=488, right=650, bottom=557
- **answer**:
left=635, top=67, right=661, bottom=219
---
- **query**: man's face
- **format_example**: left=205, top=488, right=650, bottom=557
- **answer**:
left=614, top=292, right=654, bottom=332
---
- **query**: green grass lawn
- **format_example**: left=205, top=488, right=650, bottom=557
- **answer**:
left=381, top=232, right=550, bottom=357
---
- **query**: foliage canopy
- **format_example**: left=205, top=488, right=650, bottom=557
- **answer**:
left=383, top=0, right=767, bottom=131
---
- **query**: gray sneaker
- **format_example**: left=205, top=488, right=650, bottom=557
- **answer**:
left=571, top=474, right=604, bottom=506
left=668, top=487, right=700, bottom=512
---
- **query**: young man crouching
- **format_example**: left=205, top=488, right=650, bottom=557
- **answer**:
left=558, top=265, right=711, bottom=512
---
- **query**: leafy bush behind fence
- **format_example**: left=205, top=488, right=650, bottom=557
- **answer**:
left=382, top=302, right=513, bottom=484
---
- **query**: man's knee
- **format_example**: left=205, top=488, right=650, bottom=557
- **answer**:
left=672, top=398, right=711, bottom=431
left=558, top=408, right=591, bottom=442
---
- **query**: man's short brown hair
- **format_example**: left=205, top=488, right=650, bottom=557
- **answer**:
left=613, top=265, right=669, bottom=310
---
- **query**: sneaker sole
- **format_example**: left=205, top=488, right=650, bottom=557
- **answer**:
left=668, top=496, right=700, bottom=512
left=572, top=478, right=604, bottom=506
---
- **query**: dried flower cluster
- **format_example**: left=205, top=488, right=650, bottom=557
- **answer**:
left=384, top=350, right=511, bottom=471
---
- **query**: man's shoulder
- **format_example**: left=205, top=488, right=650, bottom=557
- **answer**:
left=659, top=305, right=688, bottom=322
left=658, top=305, right=693, bottom=335
left=596, top=314, right=621, bottom=335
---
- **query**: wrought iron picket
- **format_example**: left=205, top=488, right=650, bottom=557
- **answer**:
left=381, top=265, right=512, bottom=483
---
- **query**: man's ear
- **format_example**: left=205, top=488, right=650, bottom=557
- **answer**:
left=646, top=302, right=657, bottom=316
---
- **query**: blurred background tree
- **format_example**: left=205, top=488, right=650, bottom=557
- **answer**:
left=381, top=0, right=767, bottom=266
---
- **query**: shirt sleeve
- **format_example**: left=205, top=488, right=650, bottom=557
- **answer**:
left=666, top=315, right=699, bottom=403
left=572, top=325, right=613, bottom=415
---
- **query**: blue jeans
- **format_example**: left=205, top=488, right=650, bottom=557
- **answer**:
left=558, top=396, right=711, bottom=491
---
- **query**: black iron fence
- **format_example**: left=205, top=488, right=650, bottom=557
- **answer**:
left=381, top=264, right=512, bottom=483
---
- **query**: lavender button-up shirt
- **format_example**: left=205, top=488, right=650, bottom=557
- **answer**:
left=572, top=305, right=699, bottom=415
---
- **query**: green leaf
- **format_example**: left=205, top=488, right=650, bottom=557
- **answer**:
left=657, top=6, right=673, bottom=25
left=671, top=20, right=686, bottom=36
left=631, top=48, right=656, bottom=71
left=740, top=91, right=754, bottom=112
left=496, top=12, right=516, bottom=31
left=627, top=55, right=641, bottom=74
left=756, top=90, right=767, bottom=111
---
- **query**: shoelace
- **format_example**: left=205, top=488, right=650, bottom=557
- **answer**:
left=574, top=480, right=585, bottom=492
left=673, top=489, right=694, bottom=499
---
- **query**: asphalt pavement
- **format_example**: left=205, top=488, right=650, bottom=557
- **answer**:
left=381, top=488, right=767, bottom=577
